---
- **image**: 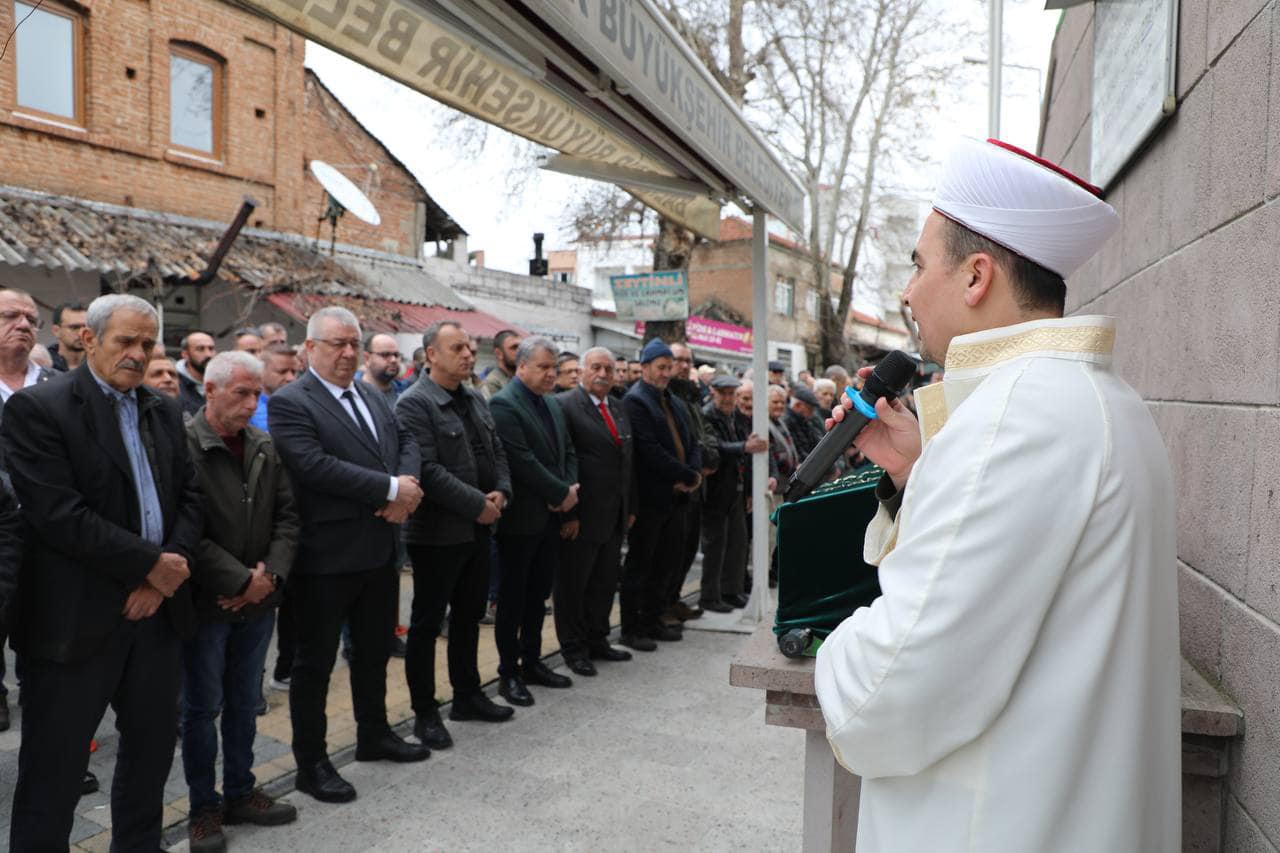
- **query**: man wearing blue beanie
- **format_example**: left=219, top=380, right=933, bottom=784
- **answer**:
left=618, top=338, right=703, bottom=650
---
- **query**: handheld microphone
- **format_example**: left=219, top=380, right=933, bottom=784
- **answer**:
left=783, top=350, right=918, bottom=503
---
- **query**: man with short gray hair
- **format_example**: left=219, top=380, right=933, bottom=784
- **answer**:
left=5, top=293, right=202, bottom=850
left=489, top=336, right=578, bottom=706
left=183, top=351, right=299, bottom=850
left=268, top=306, right=427, bottom=803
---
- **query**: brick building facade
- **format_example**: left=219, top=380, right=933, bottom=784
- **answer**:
left=688, top=218, right=909, bottom=371
left=0, top=0, right=449, bottom=256
left=1040, top=3, right=1275, bottom=849
left=0, top=0, right=307, bottom=233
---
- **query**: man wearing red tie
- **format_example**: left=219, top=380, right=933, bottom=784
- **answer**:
left=553, top=347, right=636, bottom=675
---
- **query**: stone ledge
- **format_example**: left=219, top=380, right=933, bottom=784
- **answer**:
left=732, top=625, right=1246, bottom=743
left=1181, top=659, right=1244, bottom=737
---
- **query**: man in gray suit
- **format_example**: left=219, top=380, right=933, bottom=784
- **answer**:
left=490, top=337, right=578, bottom=706
left=267, top=306, right=426, bottom=803
left=554, top=347, right=635, bottom=676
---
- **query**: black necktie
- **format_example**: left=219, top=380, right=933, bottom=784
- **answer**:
left=341, top=389, right=377, bottom=444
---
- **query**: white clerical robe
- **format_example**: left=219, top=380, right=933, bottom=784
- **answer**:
left=815, top=315, right=1180, bottom=852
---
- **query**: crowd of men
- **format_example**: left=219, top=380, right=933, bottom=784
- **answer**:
left=0, top=289, right=867, bottom=852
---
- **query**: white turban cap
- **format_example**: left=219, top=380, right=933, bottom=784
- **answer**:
left=933, top=138, right=1120, bottom=279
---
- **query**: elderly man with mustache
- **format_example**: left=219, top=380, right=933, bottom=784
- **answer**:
left=3, top=293, right=202, bottom=850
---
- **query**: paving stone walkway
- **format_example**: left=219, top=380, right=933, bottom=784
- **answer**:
left=169, top=628, right=802, bottom=852
left=0, top=565, right=797, bottom=851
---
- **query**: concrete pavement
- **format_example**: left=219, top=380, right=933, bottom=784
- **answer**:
left=169, top=628, right=803, bottom=852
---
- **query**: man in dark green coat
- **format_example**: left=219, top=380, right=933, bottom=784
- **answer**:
left=489, top=336, right=578, bottom=707
left=182, top=351, right=300, bottom=852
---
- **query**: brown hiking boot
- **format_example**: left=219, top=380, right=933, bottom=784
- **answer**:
left=224, top=788, right=298, bottom=826
left=188, top=809, right=227, bottom=853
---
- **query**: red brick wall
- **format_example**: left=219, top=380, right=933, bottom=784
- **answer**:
left=0, top=0, right=305, bottom=229
left=301, top=73, right=425, bottom=257
left=0, top=0, right=423, bottom=256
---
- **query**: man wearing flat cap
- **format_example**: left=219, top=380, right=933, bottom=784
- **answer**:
left=767, top=360, right=786, bottom=386
left=815, top=138, right=1178, bottom=850
left=699, top=375, right=765, bottom=612
left=784, top=385, right=825, bottom=464
left=618, top=339, right=702, bottom=650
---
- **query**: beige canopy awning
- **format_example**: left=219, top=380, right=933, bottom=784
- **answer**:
left=233, top=0, right=804, bottom=239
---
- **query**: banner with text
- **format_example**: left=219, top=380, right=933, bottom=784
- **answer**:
left=234, top=0, right=721, bottom=238
left=611, top=271, right=688, bottom=321
left=635, top=316, right=753, bottom=356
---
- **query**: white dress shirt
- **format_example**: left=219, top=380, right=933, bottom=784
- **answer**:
left=309, top=368, right=398, bottom=501
left=0, top=361, right=43, bottom=403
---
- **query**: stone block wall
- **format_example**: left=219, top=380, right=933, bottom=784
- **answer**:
left=1040, top=2, right=1280, bottom=847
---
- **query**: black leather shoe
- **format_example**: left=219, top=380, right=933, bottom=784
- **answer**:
left=673, top=601, right=703, bottom=620
left=521, top=661, right=572, bottom=688
left=413, top=711, right=453, bottom=750
left=355, top=731, right=430, bottom=763
left=618, top=634, right=657, bottom=652
left=81, top=770, right=99, bottom=796
left=648, top=624, right=683, bottom=642
left=296, top=760, right=357, bottom=803
left=0, top=694, right=9, bottom=732
left=498, top=676, right=534, bottom=706
left=699, top=598, right=734, bottom=613
left=450, top=690, right=514, bottom=722
left=564, top=656, right=597, bottom=677
left=724, top=593, right=750, bottom=608
left=588, top=644, right=632, bottom=662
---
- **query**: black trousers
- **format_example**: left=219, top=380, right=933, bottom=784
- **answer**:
left=495, top=521, right=558, bottom=677
left=405, top=529, right=491, bottom=713
left=700, top=497, right=748, bottom=602
left=665, top=496, right=703, bottom=606
left=288, top=565, right=397, bottom=767
left=620, top=504, right=685, bottom=636
left=272, top=579, right=296, bottom=683
left=10, top=614, right=181, bottom=852
left=555, top=530, right=623, bottom=659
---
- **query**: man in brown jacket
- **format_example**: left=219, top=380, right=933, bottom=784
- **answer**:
left=182, top=351, right=300, bottom=852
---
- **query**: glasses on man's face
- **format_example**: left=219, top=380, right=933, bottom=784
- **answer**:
left=372, top=351, right=402, bottom=360
left=0, top=310, right=42, bottom=330
left=316, top=338, right=361, bottom=352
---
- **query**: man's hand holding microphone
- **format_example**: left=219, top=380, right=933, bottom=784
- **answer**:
left=827, top=365, right=922, bottom=492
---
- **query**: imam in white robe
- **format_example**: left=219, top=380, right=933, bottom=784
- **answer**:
left=815, top=315, right=1180, bottom=852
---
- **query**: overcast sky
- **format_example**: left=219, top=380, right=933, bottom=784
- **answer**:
left=304, top=1, right=1062, bottom=275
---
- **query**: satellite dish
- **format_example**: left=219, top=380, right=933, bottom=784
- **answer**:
left=310, top=160, right=381, bottom=225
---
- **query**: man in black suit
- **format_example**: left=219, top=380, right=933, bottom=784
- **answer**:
left=3, top=294, right=201, bottom=851
left=554, top=347, right=635, bottom=676
left=396, top=320, right=515, bottom=751
left=0, top=287, right=57, bottom=734
left=619, top=339, right=703, bottom=650
left=490, top=336, right=578, bottom=706
left=268, top=306, right=427, bottom=803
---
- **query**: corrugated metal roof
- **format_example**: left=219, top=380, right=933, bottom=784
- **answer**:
left=0, top=187, right=478, bottom=314
left=331, top=249, right=472, bottom=310
left=0, top=186, right=360, bottom=292
left=268, top=293, right=521, bottom=340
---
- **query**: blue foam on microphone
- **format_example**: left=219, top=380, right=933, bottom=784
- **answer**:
left=846, top=386, right=878, bottom=420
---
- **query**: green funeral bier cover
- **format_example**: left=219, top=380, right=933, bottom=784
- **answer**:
left=773, top=465, right=884, bottom=645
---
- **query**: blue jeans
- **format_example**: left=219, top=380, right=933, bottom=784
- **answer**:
left=181, top=613, right=275, bottom=814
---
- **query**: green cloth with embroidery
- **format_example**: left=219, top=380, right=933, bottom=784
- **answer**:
left=772, top=465, right=883, bottom=649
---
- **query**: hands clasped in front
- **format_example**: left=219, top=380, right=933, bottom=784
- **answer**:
left=375, top=474, right=424, bottom=524
left=124, top=550, right=191, bottom=621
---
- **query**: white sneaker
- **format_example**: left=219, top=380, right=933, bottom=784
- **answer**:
left=268, top=677, right=290, bottom=691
